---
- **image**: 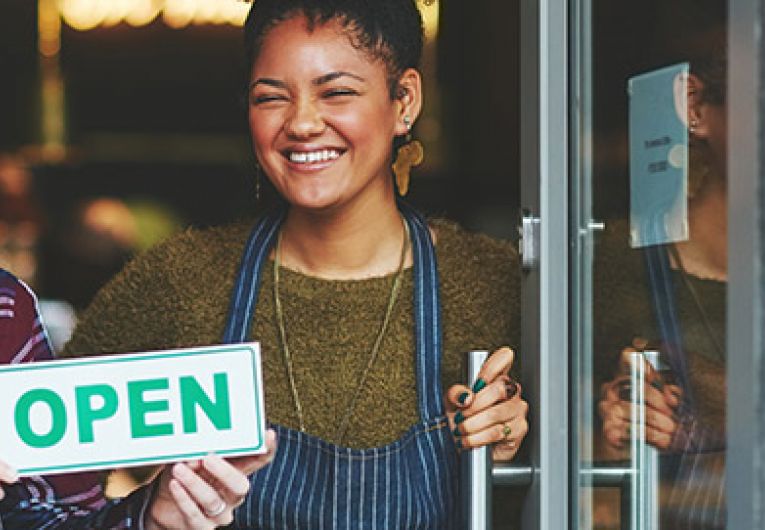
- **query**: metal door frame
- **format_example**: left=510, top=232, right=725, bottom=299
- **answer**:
left=527, top=0, right=765, bottom=528
left=727, top=1, right=765, bottom=528
left=519, top=0, right=569, bottom=528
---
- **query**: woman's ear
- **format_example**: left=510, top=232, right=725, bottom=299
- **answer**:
left=393, top=68, right=423, bottom=136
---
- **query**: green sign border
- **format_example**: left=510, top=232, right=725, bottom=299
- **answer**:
left=0, top=344, right=265, bottom=475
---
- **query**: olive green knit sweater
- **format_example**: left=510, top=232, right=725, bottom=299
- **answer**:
left=63, top=218, right=520, bottom=449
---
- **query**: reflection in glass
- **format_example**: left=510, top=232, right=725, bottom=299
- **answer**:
left=577, top=0, right=728, bottom=528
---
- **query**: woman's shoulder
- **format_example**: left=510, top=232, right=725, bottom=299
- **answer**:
left=430, top=218, right=518, bottom=266
left=141, top=219, right=254, bottom=263
left=101, top=218, right=256, bottom=298
left=62, top=219, right=258, bottom=358
left=429, top=217, right=519, bottom=291
left=113, top=218, right=255, bottom=284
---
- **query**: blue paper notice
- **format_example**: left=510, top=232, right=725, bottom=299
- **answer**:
left=628, top=63, right=689, bottom=248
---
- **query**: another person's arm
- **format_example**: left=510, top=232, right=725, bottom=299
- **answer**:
left=0, top=269, right=151, bottom=527
left=0, top=268, right=278, bottom=529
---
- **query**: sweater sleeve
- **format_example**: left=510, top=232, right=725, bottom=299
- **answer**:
left=0, top=270, right=154, bottom=529
left=433, top=221, right=521, bottom=389
left=61, top=233, right=189, bottom=359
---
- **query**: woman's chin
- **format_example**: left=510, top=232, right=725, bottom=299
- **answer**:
left=283, top=192, right=343, bottom=214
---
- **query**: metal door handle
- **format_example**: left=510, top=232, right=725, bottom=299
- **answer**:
left=518, top=210, right=541, bottom=271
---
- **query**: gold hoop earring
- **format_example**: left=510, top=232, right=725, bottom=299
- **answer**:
left=392, top=116, right=423, bottom=196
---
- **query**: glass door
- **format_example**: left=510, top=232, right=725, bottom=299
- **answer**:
left=475, top=0, right=762, bottom=527
left=568, top=0, right=763, bottom=528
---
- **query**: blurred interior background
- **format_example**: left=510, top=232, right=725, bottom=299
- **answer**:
left=0, top=0, right=690, bottom=320
left=0, top=0, right=522, bottom=320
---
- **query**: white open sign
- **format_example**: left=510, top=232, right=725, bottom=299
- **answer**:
left=0, top=343, right=266, bottom=476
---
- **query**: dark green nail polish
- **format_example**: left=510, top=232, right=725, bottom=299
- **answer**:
left=455, top=439, right=463, bottom=449
left=472, top=378, right=486, bottom=393
left=453, top=426, right=461, bottom=437
left=457, top=392, right=469, bottom=405
left=455, top=411, right=464, bottom=424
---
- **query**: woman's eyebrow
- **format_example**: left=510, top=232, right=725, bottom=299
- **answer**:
left=249, top=78, right=287, bottom=90
left=249, top=72, right=365, bottom=90
left=312, top=71, right=365, bottom=85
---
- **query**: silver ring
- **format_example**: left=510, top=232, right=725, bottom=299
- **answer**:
left=204, top=500, right=227, bottom=518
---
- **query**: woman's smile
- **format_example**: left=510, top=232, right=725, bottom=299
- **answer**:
left=282, top=145, right=345, bottom=171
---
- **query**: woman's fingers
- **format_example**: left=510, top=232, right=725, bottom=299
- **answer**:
left=200, top=455, right=251, bottom=504
left=618, top=347, right=662, bottom=385
left=646, top=428, right=674, bottom=449
left=600, top=395, right=678, bottom=451
left=455, top=394, right=527, bottom=436
left=606, top=400, right=676, bottom=434
left=147, top=432, right=278, bottom=530
left=454, top=376, right=522, bottom=425
left=454, top=389, right=528, bottom=451
left=471, top=347, right=515, bottom=393
left=445, top=347, right=525, bottom=454
left=457, top=411, right=528, bottom=452
left=171, top=461, right=234, bottom=526
left=471, top=376, right=520, bottom=414
left=642, top=383, right=676, bottom=416
left=444, top=384, right=474, bottom=414
left=169, top=475, right=230, bottom=528
left=0, top=460, right=18, bottom=484
left=664, top=384, right=683, bottom=408
left=168, top=452, right=259, bottom=528
left=603, top=416, right=675, bottom=450
left=230, top=429, right=277, bottom=475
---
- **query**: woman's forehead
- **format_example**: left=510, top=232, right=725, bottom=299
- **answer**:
left=251, top=16, right=387, bottom=81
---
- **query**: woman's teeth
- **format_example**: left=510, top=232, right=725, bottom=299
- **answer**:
left=289, top=150, right=341, bottom=163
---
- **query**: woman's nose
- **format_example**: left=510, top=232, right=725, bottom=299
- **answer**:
left=285, top=97, right=325, bottom=139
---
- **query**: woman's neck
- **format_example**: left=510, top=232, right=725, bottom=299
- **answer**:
left=277, top=197, right=408, bottom=280
left=674, top=177, right=728, bottom=281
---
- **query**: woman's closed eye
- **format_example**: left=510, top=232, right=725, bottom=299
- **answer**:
left=322, top=88, right=360, bottom=100
left=250, top=93, right=289, bottom=106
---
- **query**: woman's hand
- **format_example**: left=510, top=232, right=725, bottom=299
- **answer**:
left=599, top=348, right=682, bottom=451
left=445, top=347, right=529, bottom=462
left=0, top=459, right=19, bottom=500
left=145, top=429, right=277, bottom=530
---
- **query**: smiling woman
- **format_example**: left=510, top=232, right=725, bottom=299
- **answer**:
left=0, top=1, right=528, bottom=528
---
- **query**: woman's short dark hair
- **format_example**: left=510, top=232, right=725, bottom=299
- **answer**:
left=657, top=0, right=727, bottom=105
left=243, top=0, right=424, bottom=98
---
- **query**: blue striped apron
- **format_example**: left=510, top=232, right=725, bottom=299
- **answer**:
left=222, top=202, right=460, bottom=529
left=644, top=244, right=725, bottom=529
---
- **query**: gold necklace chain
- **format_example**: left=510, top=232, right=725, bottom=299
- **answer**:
left=273, top=218, right=410, bottom=443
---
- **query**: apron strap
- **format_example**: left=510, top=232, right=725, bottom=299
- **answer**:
left=399, top=201, right=445, bottom=419
left=222, top=207, right=286, bottom=344
left=643, top=244, right=696, bottom=412
left=223, top=202, right=445, bottom=421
